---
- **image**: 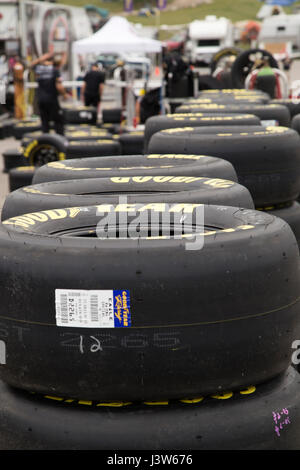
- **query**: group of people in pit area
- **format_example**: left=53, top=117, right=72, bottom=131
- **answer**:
left=14, top=50, right=288, bottom=137
left=28, top=52, right=105, bottom=136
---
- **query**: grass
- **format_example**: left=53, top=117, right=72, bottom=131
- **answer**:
left=61, top=0, right=300, bottom=24
left=61, top=0, right=156, bottom=13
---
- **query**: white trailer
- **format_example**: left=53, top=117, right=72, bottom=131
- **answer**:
left=0, top=0, right=92, bottom=79
left=258, top=13, right=300, bottom=58
left=185, top=15, right=235, bottom=65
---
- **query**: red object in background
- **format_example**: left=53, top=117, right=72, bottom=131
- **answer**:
left=163, top=31, right=186, bottom=52
left=241, top=21, right=261, bottom=42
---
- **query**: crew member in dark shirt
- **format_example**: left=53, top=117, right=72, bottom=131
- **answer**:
left=30, top=52, right=68, bottom=135
left=81, top=63, right=105, bottom=111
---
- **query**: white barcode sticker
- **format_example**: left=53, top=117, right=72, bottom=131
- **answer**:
left=261, top=120, right=278, bottom=127
left=55, top=289, right=131, bottom=328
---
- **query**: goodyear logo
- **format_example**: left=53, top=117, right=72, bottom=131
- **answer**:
left=161, top=127, right=194, bottom=134
left=180, top=104, right=225, bottom=109
left=113, top=290, right=131, bottom=327
left=147, top=154, right=204, bottom=160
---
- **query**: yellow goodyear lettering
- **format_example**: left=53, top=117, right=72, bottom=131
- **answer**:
left=204, top=178, right=234, bottom=188
left=187, top=104, right=225, bottom=109
left=168, top=113, right=204, bottom=118
left=147, top=154, right=202, bottom=160
left=132, top=176, right=153, bottom=183
left=138, top=203, right=166, bottom=212
left=152, top=176, right=173, bottom=183
left=3, top=208, right=79, bottom=229
left=69, top=207, right=82, bottom=218
left=161, top=127, right=194, bottom=134
left=110, top=177, right=130, bottom=183
left=111, top=176, right=202, bottom=184
left=44, top=209, right=68, bottom=220
left=48, top=161, right=66, bottom=169
left=96, top=204, right=113, bottom=213
left=115, top=204, right=137, bottom=212
left=167, top=176, right=197, bottom=183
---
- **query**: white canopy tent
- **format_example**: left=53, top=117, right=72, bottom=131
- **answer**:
left=72, top=16, right=162, bottom=55
left=72, top=16, right=163, bottom=130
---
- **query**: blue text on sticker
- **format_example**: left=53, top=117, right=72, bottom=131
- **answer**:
left=113, top=290, right=131, bottom=327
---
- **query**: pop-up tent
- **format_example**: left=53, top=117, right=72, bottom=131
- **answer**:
left=73, top=15, right=162, bottom=54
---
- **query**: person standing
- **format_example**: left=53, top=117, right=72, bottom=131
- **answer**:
left=81, top=62, right=105, bottom=113
left=30, top=52, right=68, bottom=135
left=248, top=57, right=280, bottom=99
left=12, top=56, right=25, bottom=119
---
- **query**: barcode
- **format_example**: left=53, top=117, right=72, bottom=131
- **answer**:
left=90, top=295, right=99, bottom=322
left=60, top=294, right=68, bottom=324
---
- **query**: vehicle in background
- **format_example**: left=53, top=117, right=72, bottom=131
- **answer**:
left=138, top=7, right=156, bottom=17
left=96, top=54, right=119, bottom=78
left=258, top=13, right=300, bottom=53
left=0, top=0, right=93, bottom=80
left=163, top=30, right=186, bottom=53
left=184, top=15, right=235, bottom=66
left=113, top=55, right=151, bottom=82
left=258, top=13, right=300, bottom=63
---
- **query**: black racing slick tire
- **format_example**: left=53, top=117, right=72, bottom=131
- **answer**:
left=118, top=131, right=145, bottom=155
left=148, top=126, right=300, bottom=206
left=0, top=205, right=299, bottom=401
left=22, top=129, right=113, bottom=143
left=22, top=134, right=67, bottom=167
left=231, top=48, right=278, bottom=89
left=12, top=121, right=41, bottom=140
left=65, top=139, right=121, bottom=158
left=8, top=166, right=35, bottom=192
left=210, top=47, right=242, bottom=74
left=270, top=99, right=300, bottom=118
left=291, top=114, right=300, bottom=135
left=175, top=103, right=290, bottom=127
left=198, top=89, right=269, bottom=97
left=181, top=96, right=267, bottom=105
left=62, top=106, right=97, bottom=125
left=0, top=367, right=299, bottom=450
left=144, top=113, right=261, bottom=151
left=102, top=108, right=122, bottom=124
left=1, top=176, right=254, bottom=220
left=32, top=154, right=238, bottom=185
left=2, top=148, right=27, bottom=173
left=257, top=201, right=300, bottom=247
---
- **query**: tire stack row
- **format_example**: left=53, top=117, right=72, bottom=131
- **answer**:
left=0, top=92, right=300, bottom=449
left=1, top=105, right=125, bottom=189
left=2, top=124, right=147, bottom=192
left=146, top=90, right=300, bottom=246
